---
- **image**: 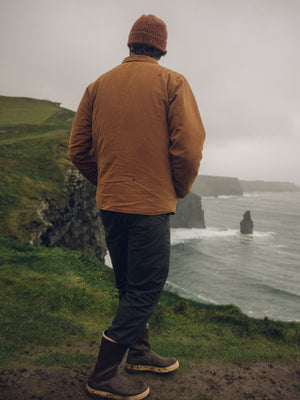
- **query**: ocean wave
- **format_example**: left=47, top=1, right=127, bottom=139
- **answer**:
left=252, top=281, right=300, bottom=299
left=202, top=195, right=240, bottom=199
left=247, top=309, right=300, bottom=322
left=195, top=293, right=217, bottom=304
left=171, top=227, right=238, bottom=244
left=243, top=192, right=262, bottom=197
left=165, top=280, right=186, bottom=292
left=218, top=195, right=241, bottom=199
left=250, top=231, right=275, bottom=238
left=171, top=227, right=274, bottom=244
left=165, top=280, right=215, bottom=304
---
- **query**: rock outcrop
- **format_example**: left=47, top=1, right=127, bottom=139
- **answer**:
left=0, top=96, right=208, bottom=262
left=30, top=172, right=205, bottom=258
left=30, top=169, right=107, bottom=261
left=192, top=175, right=243, bottom=197
left=171, top=192, right=205, bottom=229
left=192, top=175, right=300, bottom=197
left=240, top=210, right=254, bottom=234
left=240, top=180, right=300, bottom=192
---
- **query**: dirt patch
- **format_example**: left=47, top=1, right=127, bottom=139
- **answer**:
left=0, top=361, right=299, bottom=400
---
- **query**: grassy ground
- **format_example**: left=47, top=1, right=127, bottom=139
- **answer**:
left=0, top=95, right=74, bottom=242
left=1, top=237, right=299, bottom=371
left=0, top=96, right=73, bottom=126
left=0, top=96, right=299, bottom=399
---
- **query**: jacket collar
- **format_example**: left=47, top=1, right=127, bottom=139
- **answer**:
left=122, top=55, right=158, bottom=64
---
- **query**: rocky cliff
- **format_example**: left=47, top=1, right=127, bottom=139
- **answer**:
left=171, top=192, right=205, bottom=229
left=240, top=180, right=300, bottom=192
left=192, top=175, right=300, bottom=196
left=0, top=96, right=203, bottom=262
left=30, top=168, right=107, bottom=261
left=0, top=96, right=108, bottom=261
left=240, top=210, right=254, bottom=234
left=192, top=175, right=243, bottom=197
left=30, top=170, right=205, bottom=258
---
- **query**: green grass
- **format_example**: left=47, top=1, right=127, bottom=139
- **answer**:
left=0, top=96, right=67, bottom=125
left=0, top=95, right=74, bottom=242
left=0, top=237, right=299, bottom=370
left=0, top=95, right=299, bottom=371
left=0, top=237, right=117, bottom=367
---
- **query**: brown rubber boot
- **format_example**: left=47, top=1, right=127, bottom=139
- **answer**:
left=125, top=326, right=179, bottom=374
left=86, top=332, right=150, bottom=400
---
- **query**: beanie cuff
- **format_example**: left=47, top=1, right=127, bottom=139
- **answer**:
left=128, top=31, right=167, bottom=52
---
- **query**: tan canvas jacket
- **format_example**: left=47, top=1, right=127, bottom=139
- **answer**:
left=69, top=55, right=205, bottom=214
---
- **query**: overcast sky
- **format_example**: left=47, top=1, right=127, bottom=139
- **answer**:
left=1, top=0, right=299, bottom=184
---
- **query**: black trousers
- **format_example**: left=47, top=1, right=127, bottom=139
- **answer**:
left=100, top=210, right=170, bottom=347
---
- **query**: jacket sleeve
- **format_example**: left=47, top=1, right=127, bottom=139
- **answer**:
left=68, top=87, right=98, bottom=185
left=168, top=76, right=205, bottom=198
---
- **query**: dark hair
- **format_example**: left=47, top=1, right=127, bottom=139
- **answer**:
left=129, top=43, right=167, bottom=59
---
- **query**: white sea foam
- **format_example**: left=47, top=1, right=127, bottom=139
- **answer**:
left=217, top=195, right=240, bottom=199
left=195, top=293, right=217, bottom=304
left=165, top=280, right=186, bottom=292
left=203, top=195, right=240, bottom=199
left=171, top=227, right=239, bottom=244
left=243, top=192, right=262, bottom=197
left=250, top=231, right=275, bottom=238
left=165, top=280, right=216, bottom=304
left=171, top=227, right=274, bottom=244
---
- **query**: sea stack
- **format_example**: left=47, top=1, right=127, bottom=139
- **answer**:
left=240, top=210, right=254, bottom=234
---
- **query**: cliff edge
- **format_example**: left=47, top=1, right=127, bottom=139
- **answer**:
left=192, top=174, right=243, bottom=197
left=240, top=179, right=300, bottom=192
left=0, top=95, right=206, bottom=260
left=0, top=95, right=107, bottom=260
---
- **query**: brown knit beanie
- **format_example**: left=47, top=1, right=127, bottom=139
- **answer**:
left=127, top=15, right=168, bottom=52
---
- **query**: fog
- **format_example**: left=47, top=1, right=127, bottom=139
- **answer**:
left=1, top=0, right=299, bottom=183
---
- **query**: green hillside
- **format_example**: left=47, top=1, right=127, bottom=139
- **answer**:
left=0, top=96, right=67, bottom=125
left=1, top=237, right=299, bottom=369
left=0, top=95, right=74, bottom=242
left=0, top=96, right=299, bottom=374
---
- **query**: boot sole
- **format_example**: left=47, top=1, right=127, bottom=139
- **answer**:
left=125, top=359, right=179, bottom=374
left=86, top=383, right=150, bottom=400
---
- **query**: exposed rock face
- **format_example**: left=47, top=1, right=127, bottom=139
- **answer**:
left=30, top=170, right=206, bottom=259
left=192, top=175, right=243, bottom=197
left=240, top=180, right=300, bottom=192
left=171, top=192, right=205, bottom=229
left=30, top=169, right=107, bottom=261
left=240, top=210, right=254, bottom=234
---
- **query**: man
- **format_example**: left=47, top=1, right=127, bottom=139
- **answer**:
left=69, top=14, right=205, bottom=400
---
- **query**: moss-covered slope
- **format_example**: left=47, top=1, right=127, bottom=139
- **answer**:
left=0, top=95, right=74, bottom=242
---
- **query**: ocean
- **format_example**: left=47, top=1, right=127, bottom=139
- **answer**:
left=167, top=192, right=300, bottom=322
